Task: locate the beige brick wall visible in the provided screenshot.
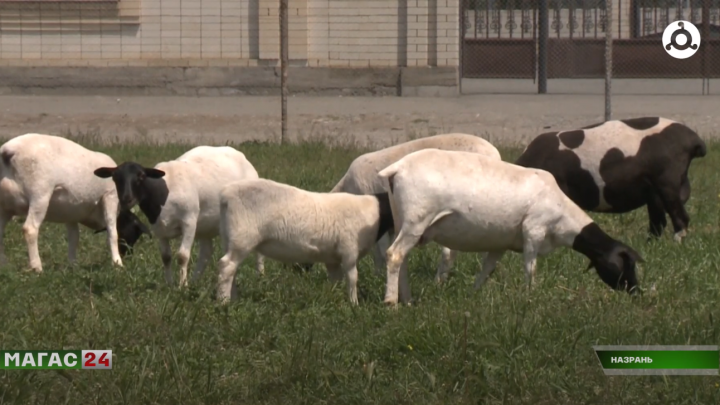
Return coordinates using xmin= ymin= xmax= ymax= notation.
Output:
xmin=0 ymin=0 xmax=459 ymax=68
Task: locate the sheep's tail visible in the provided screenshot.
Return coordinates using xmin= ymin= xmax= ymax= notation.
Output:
xmin=219 ymin=195 xmax=230 ymax=255
xmin=693 ymin=138 xmax=707 ymax=159
xmin=0 ymin=145 xmax=15 ymax=179
xmin=377 ymin=161 xmax=405 ymax=236
xmin=377 ymin=160 xmax=404 ymax=195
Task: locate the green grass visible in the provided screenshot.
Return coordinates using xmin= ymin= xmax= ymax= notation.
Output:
xmin=1 ymin=135 xmax=720 ymax=405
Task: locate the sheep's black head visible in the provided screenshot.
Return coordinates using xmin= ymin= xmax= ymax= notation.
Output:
xmin=94 ymin=209 xmax=152 ymax=257
xmin=588 ymin=244 xmax=642 ymax=294
xmin=573 ymin=223 xmax=642 ymax=294
xmin=94 ymin=162 xmax=166 ymax=210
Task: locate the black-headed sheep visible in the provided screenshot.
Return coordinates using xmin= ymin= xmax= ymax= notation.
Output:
xmin=94 ymin=145 xmax=263 ymax=287
xmin=216 ymin=178 xmax=394 ymax=305
xmin=0 ymin=133 xmax=150 ymax=272
xmin=330 ymin=133 xmax=502 ymax=282
xmin=379 ymin=149 xmax=643 ymax=305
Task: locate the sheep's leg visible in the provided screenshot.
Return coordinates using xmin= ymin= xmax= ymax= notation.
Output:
xmin=100 ymin=195 xmax=123 ymax=267
xmin=159 ymin=238 xmax=173 ymax=285
xmin=651 ymin=173 xmax=690 ymax=243
xmin=255 ymin=253 xmax=265 ymax=275
xmin=341 ymin=259 xmax=360 ymax=305
xmin=521 ymin=225 xmax=546 ymax=288
xmin=523 ymin=253 xmax=538 ymax=288
xmin=217 ymin=249 xmax=250 ymax=303
xmin=522 ymin=245 xmax=540 ymax=288
xmin=0 ymin=211 xmax=12 ymax=266
xmin=65 ymin=223 xmax=80 ymax=264
xmin=176 ymin=220 xmax=198 ymax=288
xmin=473 ymin=251 xmax=505 ymax=290
xmin=372 ymin=230 xmax=392 ymax=275
xmin=646 ymin=193 xmax=667 ymax=240
xmin=679 ymin=171 xmax=691 ymax=205
xmin=190 ymin=238 xmax=213 ymax=283
xmin=23 ymin=195 xmax=51 ymax=273
xmin=435 ymin=247 xmax=457 ymax=283
xmin=657 ymin=188 xmax=690 ymax=243
xmin=385 ymin=228 xmax=422 ymax=305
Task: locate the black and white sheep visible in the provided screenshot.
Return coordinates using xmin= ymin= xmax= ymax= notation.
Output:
xmin=216 ymin=178 xmax=394 ymax=305
xmin=0 ymin=133 xmax=150 ymax=272
xmin=330 ymin=133 xmax=502 ymax=282
xmin=94 ymin=145 xmax=263 ymax=287
xmin=378 ymin=149 xmax=643 ymax=305
xmin=514 ymin=117 xmax=706 ymax=243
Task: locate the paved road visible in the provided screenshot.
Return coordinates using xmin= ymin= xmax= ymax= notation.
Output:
xmin=0 ymin=88 xmax=717 ymax=148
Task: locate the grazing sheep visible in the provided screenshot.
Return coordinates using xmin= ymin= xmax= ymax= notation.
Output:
xmin=94 ymin=209 xmax=151 ymax=256
xmin=329 ymin=133 xmax=502 ymax=282
xmin=515 ymin=117 xmax=707 ymax=243
xmin=216 ymin=178 xmax=394 ymax=305
xmin=0 ymin=133 xmax=151 ymax=272
xmin=378 ymin=149 xmax=643 ymax=305
xmin=94 ymin=146 xmax=263 ymax=287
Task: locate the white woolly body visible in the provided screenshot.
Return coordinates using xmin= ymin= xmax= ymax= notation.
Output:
xmin=330 ymin=133 xmax=501 ymax=280
xmin=217 ymin=178 xmax=387 ymax=305
xmin=378 ymin=149 xmax=594 ymax=304
xmin=332 ymin=133 xmax=501 ymax=194
xmin=545 ymin=117 xmax=677 ymax=210
xmin=380 ymin=149 xmax=591 ymax=253
xmin=0 ymin=133 xmax=124 ymax=271
xmin=150 ymin=146 xmax=259 ymax=239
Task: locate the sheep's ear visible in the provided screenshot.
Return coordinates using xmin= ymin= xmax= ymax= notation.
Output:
xmin=144 ymin=168 xmax=165 ymax=178
xmin=94 ymin=167 xmax=116 ymax=178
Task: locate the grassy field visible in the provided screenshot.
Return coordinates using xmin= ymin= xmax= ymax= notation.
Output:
xmin=1 ymin=134 xmax=720 ymax=405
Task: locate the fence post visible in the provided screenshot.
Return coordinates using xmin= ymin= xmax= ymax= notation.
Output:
xmin=604 ymin=0 xmax=613 ymax=121
xmin=537 ymin=0 xmax=548 ymax=94
xmin=280 ymin=0 xmax=289 ymax=144
xmin=458 ymin=0 xmax=464 ymax=95
xmin=702 ymin=0 xmax=710 ymax=94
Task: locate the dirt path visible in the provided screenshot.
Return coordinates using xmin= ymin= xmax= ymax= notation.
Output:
xmin=1 ymin=93 xmax=719 ymax=148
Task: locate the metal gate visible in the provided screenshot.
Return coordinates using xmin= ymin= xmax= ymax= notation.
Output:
xmin=462 ymin=0 xmax=720 ymax=80
xmin=462 ymin=0 xmax=537 ymax=78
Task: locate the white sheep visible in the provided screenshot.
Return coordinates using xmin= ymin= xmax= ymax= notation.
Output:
xmin=330 ymin=133 xmax=502 ymax=282
xmin=378 ymin=149 xmax=643 ymax=305
xmin=216 ymin=178 xmax=394 ymax=305
xmin=94 ymin=145 xmax=264 ymax=287
xmin=0 ymin=133 xmax=150 ymax=272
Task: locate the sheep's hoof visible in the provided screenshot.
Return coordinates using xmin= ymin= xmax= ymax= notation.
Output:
xmin=383 ymin=298 xmax=399 ymax=308
xmin=24 ymin=267 xmax=42 ymax=274
xmin=673 ymin=230 xmax=687 ymax=243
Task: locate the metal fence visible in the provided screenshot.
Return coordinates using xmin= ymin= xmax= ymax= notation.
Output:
xmin=460 ymin=0 xmax=719 ymax=117
xmin=1 ymin=0 xmax=717 ymax=142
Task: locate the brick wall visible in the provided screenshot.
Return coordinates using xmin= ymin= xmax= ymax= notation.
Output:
xmin=0 ymin=0 xmax=459 ymax=68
